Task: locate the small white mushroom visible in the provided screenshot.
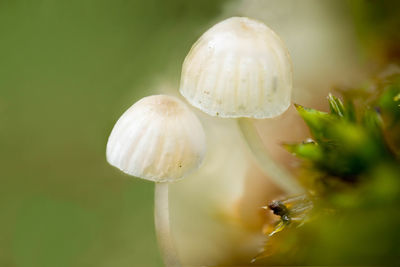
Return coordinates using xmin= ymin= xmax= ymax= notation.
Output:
xmin=106 ymin=95 xmax=206 ymax=267
xmin=180 ymin=16 xmax=292 ymax=119
xmin=107 ymin=94 xmax=206 ymax=182
xmin=180 ymin=17 xmax=303 ymax=194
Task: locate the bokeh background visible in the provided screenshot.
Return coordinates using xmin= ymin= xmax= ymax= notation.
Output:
xmin=0 ymin=0 xmax=398 ymax=266
xmin=0 ymin=1 xmax=226 ymax=266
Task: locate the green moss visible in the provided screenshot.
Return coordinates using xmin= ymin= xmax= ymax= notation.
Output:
xmin=261 ymin=73 xmax=400 ymax=265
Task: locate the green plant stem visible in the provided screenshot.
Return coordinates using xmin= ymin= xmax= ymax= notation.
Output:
xmin=238 ymin=118 xmax=304 ymax=195
xmin=154 ymin=183 xmax=181 ymax=267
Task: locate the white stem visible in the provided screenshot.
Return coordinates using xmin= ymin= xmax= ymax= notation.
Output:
xmin=154 ymin=183 xmax=181 ymax=267
xmin=238 ymin=118 xmax=304 ymax=195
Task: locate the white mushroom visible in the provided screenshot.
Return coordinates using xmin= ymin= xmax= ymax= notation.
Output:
xmin=107 ymin=95 xmax=206 ymax=267
xmin=179 ymin=17 xmax=303 ymax=194
xmin=180 ymin=16 xmax=292 ymax=119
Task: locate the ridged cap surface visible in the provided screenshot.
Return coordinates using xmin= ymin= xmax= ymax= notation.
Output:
xmin=106 ymin=95 xmax=206 ymax=182
xmin=180 ymin=17 xmax=292 ymax=118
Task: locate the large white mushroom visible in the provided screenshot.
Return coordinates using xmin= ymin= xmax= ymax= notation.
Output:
xmin=180 ymin=17 xmax=303 ymax=194
xmin=106 ymin=95 xmax=206 ymax=267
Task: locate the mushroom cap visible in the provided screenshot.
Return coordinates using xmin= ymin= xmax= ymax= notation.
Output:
xmin=179 ymin=17 xmax=293 ymax=119
xmin=106 ymin=95 xmax=206 ymax=183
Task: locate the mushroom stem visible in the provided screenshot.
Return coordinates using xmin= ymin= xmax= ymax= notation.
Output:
xmin=154 ymin=183 xmax=181 ymax=267
xmin=238 ymin=118 xmax=304 ymax=195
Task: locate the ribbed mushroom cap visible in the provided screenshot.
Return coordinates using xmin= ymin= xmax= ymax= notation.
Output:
xmin=180 ymin=17 xmax=293 ymax=119
xmin=106 ymin=95 xmax=206 ymax=183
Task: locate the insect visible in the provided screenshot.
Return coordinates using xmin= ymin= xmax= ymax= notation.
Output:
xmin=265 ymin=194 xmax=314 ymax=236
xmin=251 ymin=195 xmax=314 ymax=263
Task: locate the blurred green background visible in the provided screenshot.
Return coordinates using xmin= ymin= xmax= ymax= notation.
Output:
xmin=0 ymin=1 xmax=226 ymax=266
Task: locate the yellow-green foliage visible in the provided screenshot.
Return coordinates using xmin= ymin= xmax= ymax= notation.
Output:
xmin=262 ymin=73 xmax=400 ymax=265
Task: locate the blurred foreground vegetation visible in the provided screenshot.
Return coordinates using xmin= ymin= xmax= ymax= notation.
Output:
xmin=260 ymin=72 xmax=400 ymax=265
